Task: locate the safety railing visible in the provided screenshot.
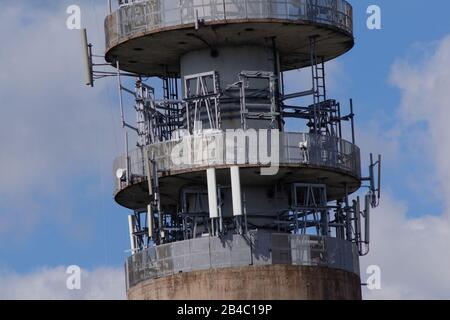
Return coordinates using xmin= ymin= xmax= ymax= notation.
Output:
xmin=113 ymin=131 xmax=361 ymax=194
xmin=125 ymin=232 xmax=360 ymax=289
xmin=105 ymin=0 xmax=353 ymax=48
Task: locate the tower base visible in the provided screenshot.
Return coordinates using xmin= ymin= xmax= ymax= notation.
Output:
xmin=127 ymin=265 xmax=362 ymax=300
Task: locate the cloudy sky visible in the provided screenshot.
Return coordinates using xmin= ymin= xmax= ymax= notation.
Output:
xmin=0 ymin=0 xmax=449 ymax=299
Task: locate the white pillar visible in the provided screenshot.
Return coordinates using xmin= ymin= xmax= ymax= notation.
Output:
xmin=207 ymin=168 xmax=219 ymax=218
xmin=230 ymin=166 xmax=243 ymax=216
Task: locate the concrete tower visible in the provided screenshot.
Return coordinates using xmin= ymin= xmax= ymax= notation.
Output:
xmin=94 ymin=0 xmax=381 ymax=300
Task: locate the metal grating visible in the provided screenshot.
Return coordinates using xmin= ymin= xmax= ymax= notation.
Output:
xmin=126 ymin=231 xmax=360 ymax=288
xmin=106 ymin=0 xmax=353 ymax=48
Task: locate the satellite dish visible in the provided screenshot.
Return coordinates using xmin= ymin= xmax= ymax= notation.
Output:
xmin=116 ymin=168 xmax=127 ymax=180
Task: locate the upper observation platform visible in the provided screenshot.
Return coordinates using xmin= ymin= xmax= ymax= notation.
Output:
xmin=105 ymin=0 xmax=354 ymax=76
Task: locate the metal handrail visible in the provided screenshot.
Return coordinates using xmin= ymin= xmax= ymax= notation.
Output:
xmin=106 ymin=0 xmax=353 ymax=47
xmin=125 ymin=232 xmax=359 ymax=289
xmin=113 ymin=132 xmax=361 ymax=194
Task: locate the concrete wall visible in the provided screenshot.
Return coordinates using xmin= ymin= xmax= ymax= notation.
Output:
xmin=128 ymin=265 xmax=362 ymax=300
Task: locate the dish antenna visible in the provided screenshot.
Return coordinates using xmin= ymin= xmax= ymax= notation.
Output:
xmin=116 ymin=168 xmax=127 ymax=180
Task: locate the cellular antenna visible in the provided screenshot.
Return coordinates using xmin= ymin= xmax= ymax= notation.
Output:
xmin=81 ymin=28 xmax=94 ymax=87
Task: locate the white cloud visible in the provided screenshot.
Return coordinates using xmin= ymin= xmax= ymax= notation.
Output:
xmin=361 ymin=194 xmax=450 ymax=299
xmin=390 ymin=35 xmax=450 ymax=207
xmin=360 ymin=34 xmax=450 ymax=299
xmin=0 ymin=266 xmax=126 ymax=300
xmin=0 ymin=2 xmax=121 ymax=239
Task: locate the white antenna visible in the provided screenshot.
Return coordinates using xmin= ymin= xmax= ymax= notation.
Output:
xmin=128 ymin=215 xmax=137 ymax=254
xmin=116 ymin=168 xmax=127 ymax=180
xmin=230 ymin=166 xmax=242 ymax=216
xmin=81 ymin=28 xmax=94 ymax=87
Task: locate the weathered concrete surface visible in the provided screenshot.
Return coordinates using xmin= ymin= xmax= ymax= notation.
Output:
xmin=128 ymin=265 xmax=362 ymax=300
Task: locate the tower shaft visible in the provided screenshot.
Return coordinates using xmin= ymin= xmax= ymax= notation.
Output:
xmin=100 ymin=0 xmax=381 ymax=300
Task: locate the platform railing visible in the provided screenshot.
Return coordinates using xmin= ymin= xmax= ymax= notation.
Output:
xmin=106 ymin=0 xmax=352 ymax=48
xmin=113 ymin=132 xmax=361 ymax=194
xmin=125 ymin=232 xmax=360 ymax=289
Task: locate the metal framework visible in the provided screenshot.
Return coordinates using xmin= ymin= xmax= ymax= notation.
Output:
xmin=112 ymin=55 xmax=378 ymax=249
xmin=85 ymin=0 xmax=380 ymax=261
xmin=236 ymin=71 xmax=279 ymax=130
xmin=184 ymin=71 xmax=221 ymax=133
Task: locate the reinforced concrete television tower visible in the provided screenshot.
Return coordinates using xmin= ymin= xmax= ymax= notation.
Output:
xmin=84 ymin=0 xmax=381 ymax=299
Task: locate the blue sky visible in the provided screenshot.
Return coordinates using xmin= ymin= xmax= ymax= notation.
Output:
xmin=0 ymin=0 xmax=450 ymax=299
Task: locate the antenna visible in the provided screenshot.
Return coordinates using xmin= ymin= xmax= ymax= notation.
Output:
xmin=364 ymin=193 xmax=371 ymax=245
xmin=377 ymin=154 xmax=382 ymax=201
xmin=128 ymin=215 xmax=137 ymax=254
xmin=81 ymin=28 xmax=94 ymax=87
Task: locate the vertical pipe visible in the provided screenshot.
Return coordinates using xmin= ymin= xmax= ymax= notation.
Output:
xmin=378 ymin=154 xmax=382 ymax=201
xmin=364 ymin=194 xmax=370 ymax=244
xmin=321 ymin=57 xmax=327 ymax=100
xmin=240 ymin=77 xmax=247 ymax=130
xmin=370 ymin=153 xmax=375 ymax=195
xmin=230 ymin=166 xmax=243 ymax=216
xmin=125 ymin=131 xmax=130 ymax=184
xmin=152 ymin=160 xmax=163 ymax=243
xmin=338 ymin=102 xmax=342 ymax=140
xmin=207 ymin=168 xmax=219 ymax=219
xmin=310 ymin=37 xmax=318 ymax=134
xmin=116 ymin=61 xmax=125 ymax=128
xmin=344 ymin=183 xmax=352 ymax=241
xmin=271 ymin=37 xmax=282 ymax=130
xmin=355 ymin=197 xmax=362 ymax=254
xmin=243 ymin=192 xmax=248 ymax=234
xmin=350 ymin=98 xmax=355 ymax=144
xmin=222 ymin=0 xmax=227 ymax=20
xmin=87 ymin=44 xmax=94 ymax=87
xmin=147 ymin=204 xmax=154 ymax=240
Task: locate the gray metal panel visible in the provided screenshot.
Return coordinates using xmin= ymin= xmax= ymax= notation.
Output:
xmin=291 ymin=234 xmax=312 ymax=266
xmin=189 ymin=237 xmax=211 ymax=271
xmin=352 ymin=244 xmax=361 ymax=276
xmin=308 ymin=235 xmax=328 ymax=266
xmin=156 ymin=243 xmax=174 ymax=276
xmin=271 ymin=233 xmax=291 ymax=264
xmin=230 ymin=235 xmax=252 ymax=267
xmin=124 ymin=260 xmax=130 ymax=291
xmin=172 ymin=241 xmax=192 ymax=273
xmin=250 ymin=231 xmax=272 ymax=265
xmin=325 ymin=236 xmax=343 ymax=270
xmin=210 ymin=237 xmax=232 ymax=269
xmin=126 ymin=232 xmax=360 ymax=288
